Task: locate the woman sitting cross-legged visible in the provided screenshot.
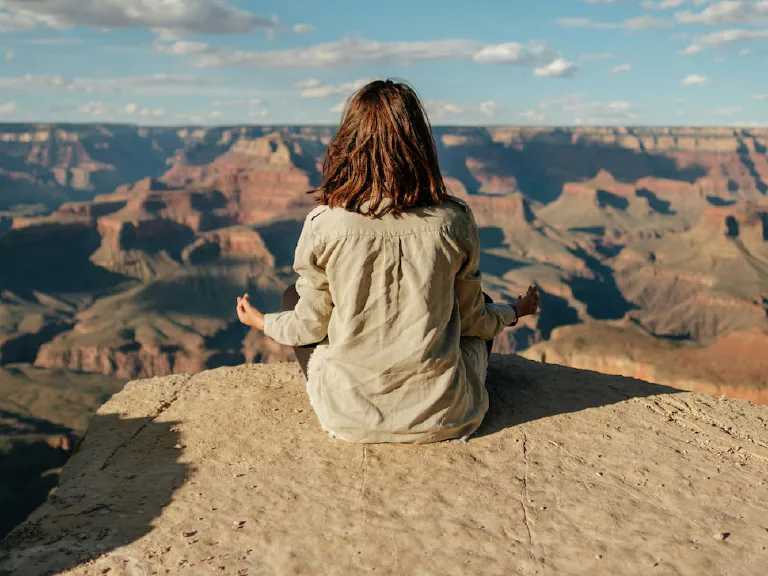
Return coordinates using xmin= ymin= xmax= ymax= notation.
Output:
xmin=236 ymin=79 xmax=540 ymax=444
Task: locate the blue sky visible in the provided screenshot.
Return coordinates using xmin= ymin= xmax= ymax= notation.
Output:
xmin=0 ymin=0 xmax=766 ymax=126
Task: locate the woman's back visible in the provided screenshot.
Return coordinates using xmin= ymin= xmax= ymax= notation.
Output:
xmin=236 ymin=79 xmax=537 ymax=444
xmin=264 ymin=197 xmax=518 ymax=443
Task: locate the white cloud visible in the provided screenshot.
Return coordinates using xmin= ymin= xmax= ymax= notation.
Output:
xmin=0 ymin=101 xmax=17 ymax=114
xmin=732 ymin=120 xmax=768 ymax=127
xmin=682 ymin=74 xmax=710 ymax=85
xmin=155 ymin=37 xmax=574 ymax=76
xmin=472 ymin=42 xmax=558 ymax=65
xmin=739 ymin=47 xmax=751 ymax=55
xmin=713 ymin=105 xmax=742 ymax=115
xmin=643 ymin=0 xmax=686 ymax=9
xmin=715 ymin=55 xmax=726 ymax=62
xmin=426 ymin=100 xmax=466 ymax=119
xmin=539 ymin=95 xmax=641 ymax=124
xmin=331 ymin=97 xmax=499 ymax=119
xmin=0 ymin=73 xmax=236 ymax=95
xmin=751 ymin=94 xmax=768 ymax=100
xmin=680 ymin=44 xmax=703 ymax=54
xmin=79 ymin=100 xmax=109 ymax=116
xmin=22 ymin=37 xmax=82 ymax=45
xmin=693 ymin=28 xmax=768 ymax=48
xmin=296 ymin=78 xmax=322 ymax=89
xmin=610 ymin=63 xmax=631 ymax=73
xmin=175 ymin=109 xmax=226 ymax=124
xmin=211 ymin=98 xmax=262 ymax=107
xmin=154 ymin=40 xmax=214 ymax=55
xmin=293 ymin=23 xmax=315 ymax=34
xmin=519 ymin=110 xmax=547 ymax=123
xmin=124 ymin=103 xmax=165 ymax=118
xmin=0 ymin=10 xmax=36 ymax=32
xmin=479 ymin=101 xmax=501 ymax=116
xmin=582 ymin=0 xmax=620 ymax=3
xmin=0 ymin=0 xmax=275 ymax=34
xmin=676 ymin=1 xmax=768 ymax=25
xmin=555 ymin=15 xmax=671 ymax=30
xmin=533 ymin=58 xmax=579 ymax=78
xmin=580 ymin=52 xmax=615 ymax=61
xmin=4 ymin=50 xmax=14 ymax=61
xmin=297 ymin=78 xmax=369 ymax=98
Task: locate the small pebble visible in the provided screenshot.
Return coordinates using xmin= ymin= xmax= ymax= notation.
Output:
xmin=182 ymin=530 xmax=198 ymax=538
xmin=713 ymin=532 xmax=730 ymax=541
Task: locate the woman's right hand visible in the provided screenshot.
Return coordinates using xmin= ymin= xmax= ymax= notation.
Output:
xmin=516 ymin=285 xmax=540 ymax=318
xmin=236 ymin=294 xmax=265 ymax=331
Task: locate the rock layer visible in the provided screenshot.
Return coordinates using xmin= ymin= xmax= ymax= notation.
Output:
xmin=2 ymin=356 xmax=767 ymax=575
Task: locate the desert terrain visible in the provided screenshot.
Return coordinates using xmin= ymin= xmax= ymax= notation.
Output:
xmin=1 ymin=123 xmax=767 ymax=537
xmin=3 ymin=357 xmax=767 ymax=575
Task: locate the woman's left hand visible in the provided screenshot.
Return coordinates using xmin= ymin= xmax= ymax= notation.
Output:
xmin=236 ymin=294 xmax=265 ymax=331
xmin=516 ymin=285 xmax=541 ymax=318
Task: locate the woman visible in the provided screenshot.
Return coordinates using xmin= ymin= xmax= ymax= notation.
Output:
xmin=236 ymin=79 xmax=540 ymax=444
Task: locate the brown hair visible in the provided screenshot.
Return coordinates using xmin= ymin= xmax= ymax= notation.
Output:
xmin=313 ymin=79 xmax=448 ymax=216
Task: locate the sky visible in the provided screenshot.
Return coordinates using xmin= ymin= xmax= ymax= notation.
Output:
xmin=0 ymin=0 xmax=766 ymax=126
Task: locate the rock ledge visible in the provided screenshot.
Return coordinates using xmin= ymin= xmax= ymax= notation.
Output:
xmin=2 ymin=356 xmax=768 ymax=575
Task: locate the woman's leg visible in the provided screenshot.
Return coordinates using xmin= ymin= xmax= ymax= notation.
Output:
xmin=483 ymin=292 xmax=494 ymax=358
xmin=282 ymin=284 xmax=316 ymax=378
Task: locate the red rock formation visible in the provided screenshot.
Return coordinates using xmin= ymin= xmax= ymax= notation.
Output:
xmin=162 ymin=132 xmax=316 ymax=225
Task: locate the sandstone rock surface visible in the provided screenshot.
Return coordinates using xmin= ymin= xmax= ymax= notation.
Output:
xmin=2 ymin=356 xmax=767 ymax=575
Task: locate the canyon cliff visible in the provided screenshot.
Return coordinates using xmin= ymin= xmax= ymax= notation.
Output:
xmin=1 ymin=124 xmax=766 ymax=397
xmin=2 ymin=356 xmax=767 ymax=575
xmin=2 ymin=123 xmax=768 ymax=542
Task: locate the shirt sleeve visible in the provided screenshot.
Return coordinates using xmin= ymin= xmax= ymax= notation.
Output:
xmin=455 ymin=207 xmax=518 ymax=340
xmin=263 ymin=215 xmax=332 ymax=347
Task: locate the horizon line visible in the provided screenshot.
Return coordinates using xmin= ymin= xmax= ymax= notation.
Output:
xmin=0 ymin=122 xmax=766 ymax=130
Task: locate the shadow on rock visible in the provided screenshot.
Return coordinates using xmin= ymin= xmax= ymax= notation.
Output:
xmin=0 ymin=414 xmax=191 ymax=576
xmin=0 ymin=438 xmax=73 ymax=539
xmin=474 ymin=355 xmax=680 ymax=438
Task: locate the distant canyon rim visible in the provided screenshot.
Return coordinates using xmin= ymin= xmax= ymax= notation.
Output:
xmin=1 ymin=124 xmax=766 ymax=398
xmin=1 ymin=122 xmax=767 ymax=537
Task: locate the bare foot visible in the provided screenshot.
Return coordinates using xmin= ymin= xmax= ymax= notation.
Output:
xmin=516 ymin=286 xmax=541 ymax=318
xmin=236 ymin=294 xmax=265 ymax=331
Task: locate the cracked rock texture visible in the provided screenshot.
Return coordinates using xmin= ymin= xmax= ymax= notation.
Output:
xmin=2 ymin=355 xmax=768 ymax=576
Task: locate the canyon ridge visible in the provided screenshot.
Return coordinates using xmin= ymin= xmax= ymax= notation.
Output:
xmin=1 ymin=123 xmax=767 ymax=538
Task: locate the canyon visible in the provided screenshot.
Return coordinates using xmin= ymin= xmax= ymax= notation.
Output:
xmin=1 ymin=123 xmax=767 ymax=537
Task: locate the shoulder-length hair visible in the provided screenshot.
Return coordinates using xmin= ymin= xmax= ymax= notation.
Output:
xmin=312 ymin=79 xmax=448 ymax=216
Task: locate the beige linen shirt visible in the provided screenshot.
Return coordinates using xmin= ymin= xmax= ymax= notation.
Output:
xmin=263 ymin=197 xmax=518 ymax=444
